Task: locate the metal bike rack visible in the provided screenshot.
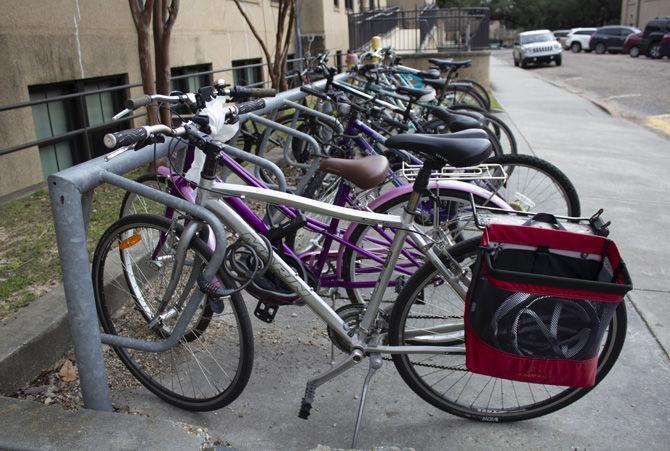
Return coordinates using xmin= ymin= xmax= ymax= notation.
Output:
xmin=47 ymin=74 xmax=349 ymax=411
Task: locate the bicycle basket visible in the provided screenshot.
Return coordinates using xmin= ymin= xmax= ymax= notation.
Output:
xmin=465 ymin=221 xmax=632 ymax=387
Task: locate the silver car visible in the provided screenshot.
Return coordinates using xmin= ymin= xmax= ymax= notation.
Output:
xmin=513 ymin=29 xmax=563 ymax=68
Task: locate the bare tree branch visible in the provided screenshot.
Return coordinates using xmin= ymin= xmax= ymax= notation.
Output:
xmin=232 ymin=0 xmax=276 ymax=85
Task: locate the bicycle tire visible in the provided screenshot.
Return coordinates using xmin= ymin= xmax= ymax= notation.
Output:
xmin=389 ymin=237 xmax=627 ymax=422
xmin=449 ymin=106 xmax=518 ymax=155
xmin=440 ymin=86 xmax=489 ymax=110
xmin=92 ymin=214 xmax=254 ymax=411
xmin=484 ymin=153 xmax=581 ymax=217
xmin=457 ymin=79 xmax=492 ymax=110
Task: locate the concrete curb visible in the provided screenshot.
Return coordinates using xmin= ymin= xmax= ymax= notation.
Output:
xmin=0 ymin=395 xmax=225 ymax=450
xmin=0 ymin=286 xmax=71 ymax=395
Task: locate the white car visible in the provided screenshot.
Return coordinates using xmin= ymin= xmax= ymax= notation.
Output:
xmin=513 ymin=30 xmax=563 ymax=68
xmin=564 ymin=27 xmax=597 ymax=52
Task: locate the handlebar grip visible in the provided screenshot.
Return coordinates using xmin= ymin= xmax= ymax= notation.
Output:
xmin=300 ymin=86 xmax=328 ymax=100
xmin=125 ymin=95 xmax=153 ymax=110
xmin=236 ymin=98 xmax=266 ymax=115
xmin=230 ymin=86 xmax=277 ymax=98
xmin=103 ymin=127 xmax=148 ymax=150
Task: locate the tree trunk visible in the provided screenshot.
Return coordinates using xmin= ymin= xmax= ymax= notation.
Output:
xmin=129 ymin=0 xmax=159 ymax=124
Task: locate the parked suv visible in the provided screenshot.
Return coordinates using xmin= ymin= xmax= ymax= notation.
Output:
xmin=640 ymin=17 xmax=670 ymax=58
xmin=513 ymin=30 xmax=562 ymax=68
xmin=589 ymin=25 xmax=640 ymax=54
xmin=565 ymin=28 xmax=597 ymax=52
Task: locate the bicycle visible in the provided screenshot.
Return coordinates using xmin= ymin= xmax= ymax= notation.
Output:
xmin=94 ymin=98 xmax=627 ymax=448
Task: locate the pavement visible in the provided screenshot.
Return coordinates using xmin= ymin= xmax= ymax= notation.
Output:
xmin=494 ymin=49 xmax=670 ymax=137
xmin=2 ymin=54 xmax=670 ymax=450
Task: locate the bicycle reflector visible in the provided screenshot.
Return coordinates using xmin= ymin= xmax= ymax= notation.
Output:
xmin=118 ymin=233 xmax=142 ymax=250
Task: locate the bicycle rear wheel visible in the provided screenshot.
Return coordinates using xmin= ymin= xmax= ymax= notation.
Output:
xmin=92 ymin=214 xmax=254 ymax=411
xmin=389 ymin=238 xmax=627 ymax=421
xmin=483 ymin=153 xmax=581 ymax=216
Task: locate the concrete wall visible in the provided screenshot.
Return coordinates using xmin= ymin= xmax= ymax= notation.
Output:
xmin=398 ymin=50 xmax=491 ymax=88
xmin=621 ymin=0 xmax=670 ymax=28
xmin=0 ymin=0 xmax=300 ymax=199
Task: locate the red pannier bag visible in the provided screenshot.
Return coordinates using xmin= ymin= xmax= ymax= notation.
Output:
xmin=465 ymin=221 xmax=632 ymax=387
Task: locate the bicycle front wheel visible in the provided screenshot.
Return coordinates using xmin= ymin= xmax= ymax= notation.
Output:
xmin=389 ymin=238 xmax=627 ymax=422
xmin=92 ymin=214 xmax=254 ymax=411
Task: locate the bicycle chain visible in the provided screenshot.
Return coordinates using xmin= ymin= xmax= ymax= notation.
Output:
xmin=381 ymin=313 xmax=467 ymax=371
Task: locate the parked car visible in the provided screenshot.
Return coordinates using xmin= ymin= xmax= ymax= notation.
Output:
xmin=640 ymin=17 xmax=670 ymax=58
xmin=660 ymin=33 xmax=670 ymax=58
xmin=565 ymin=27 xmax=597 ymax=52
xmin=589 ymin=25 xmax=640 ymax=54
xmin=624 ymin=31 xmax=643 ymax=56
xmin=513 ymin=29 xmax=562 ymax=68
xmin=553 ymin=29 xmax=571 ymax=48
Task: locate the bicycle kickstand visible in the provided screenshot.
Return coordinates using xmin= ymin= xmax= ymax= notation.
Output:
xmin=351 ymin=352 xmax=383 ymax=449
xmin=299 ymin=348 xmax=364 ymax=420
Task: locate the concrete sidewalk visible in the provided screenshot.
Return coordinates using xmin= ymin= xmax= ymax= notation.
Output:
xmin=490 ymin=54 xmax=670 ymax=356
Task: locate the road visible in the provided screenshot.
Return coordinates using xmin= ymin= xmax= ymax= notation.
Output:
xmin=493 ymin=49 xmax=670 ymax=135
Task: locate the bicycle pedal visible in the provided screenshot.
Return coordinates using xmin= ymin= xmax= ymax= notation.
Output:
xmin=254 ymin=302 xmax=278 ymax=323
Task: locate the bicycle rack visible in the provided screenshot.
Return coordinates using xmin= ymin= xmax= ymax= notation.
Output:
xmin=48 ymin=74 xmax=350 ymax=411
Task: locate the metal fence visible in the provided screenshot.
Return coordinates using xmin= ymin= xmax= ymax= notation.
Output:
xmin=0 ymin=58 xmax=305 ymax=160
xmin=348 ymin=6 xmax=490 ymax=54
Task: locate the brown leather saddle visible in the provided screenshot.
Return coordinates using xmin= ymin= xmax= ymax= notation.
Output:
xmin=319 ymin=155 xmax=389 ymax=190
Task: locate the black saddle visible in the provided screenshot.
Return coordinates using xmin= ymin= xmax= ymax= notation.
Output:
xmin=385 ymin=133 xmax=491 ymax=168
xmin=429 ymin=58 xmax=472 ymax=70
xmin=439 ymin=129 xmax=489 ymax=140
xmin=431 ymin=107 xmax=485 ymax=132
xmin=423 ymin=78 xmax=447 ymax=89
xmin=417 ymin=68 xmax=441 ymax=79
xmin=396 ymin=85 xmax=433 ymax=99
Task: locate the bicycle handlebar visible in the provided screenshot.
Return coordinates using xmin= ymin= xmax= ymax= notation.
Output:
xmin=227 ymin=86 xmax=276 ymax=99
xmin=104 ymin=98 xmax=267 ymax=151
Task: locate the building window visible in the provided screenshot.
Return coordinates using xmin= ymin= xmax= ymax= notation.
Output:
xmin=345 ymin=0 xmax=353 ymax=11
xmin=170 ymin=63 xmax=213 ymax=93
xmin=334 ymin=0 xmax=339 ymax=9
xmin=29 ymin=87 xmax=76 ymax=179
xmin=28 ymin=74 xmax=128 ymax=178
xmin=232 ymin=58 xmax=264 ymax=86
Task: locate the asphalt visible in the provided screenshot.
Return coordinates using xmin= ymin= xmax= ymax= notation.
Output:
xmin=2 ymin=55 xmax=670 ymax=450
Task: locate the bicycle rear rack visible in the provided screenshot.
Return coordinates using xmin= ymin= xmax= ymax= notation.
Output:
xmin=400 ymin=162 xmax=507 ymax=182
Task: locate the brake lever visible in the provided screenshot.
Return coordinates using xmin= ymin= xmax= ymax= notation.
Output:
xmin=112 ymin=108 xmax=132 ymax=121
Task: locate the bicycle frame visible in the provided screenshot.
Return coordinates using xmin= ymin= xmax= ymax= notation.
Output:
xmin=155 ymin=142 xmax=511 ymax=296
xmin=198 ymin=176 xmax=467 ymax=355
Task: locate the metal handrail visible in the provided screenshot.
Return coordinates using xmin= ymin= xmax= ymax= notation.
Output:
xmin=0 ymin=57 xmax=306 ymax=157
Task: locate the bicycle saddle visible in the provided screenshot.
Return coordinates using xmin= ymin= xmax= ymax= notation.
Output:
xmin=438 ymin=129 xmax=489 ymax=140
xmin=385 ymin=134 xmax=491 ymax=167
xmin=417 ymin=68 xmax=441 ymax=79
xmin=423 ymin=78 xmax=447 ymax=89
xmin=431 ymin=107 xmax=485 ymax=132
xmin=429 ymin=58 xmax=472 ymax=70
xmin=319 ymin=155 xmax=389 ymax=190
xmin=395 ymin=85 xmax=433 ymax=99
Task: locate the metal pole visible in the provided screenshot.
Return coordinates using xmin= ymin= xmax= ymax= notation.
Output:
xmin=295 ymin=0 xmax=304 ymax=71
xmin=48 ymin=176 xmax=112 ymax=411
